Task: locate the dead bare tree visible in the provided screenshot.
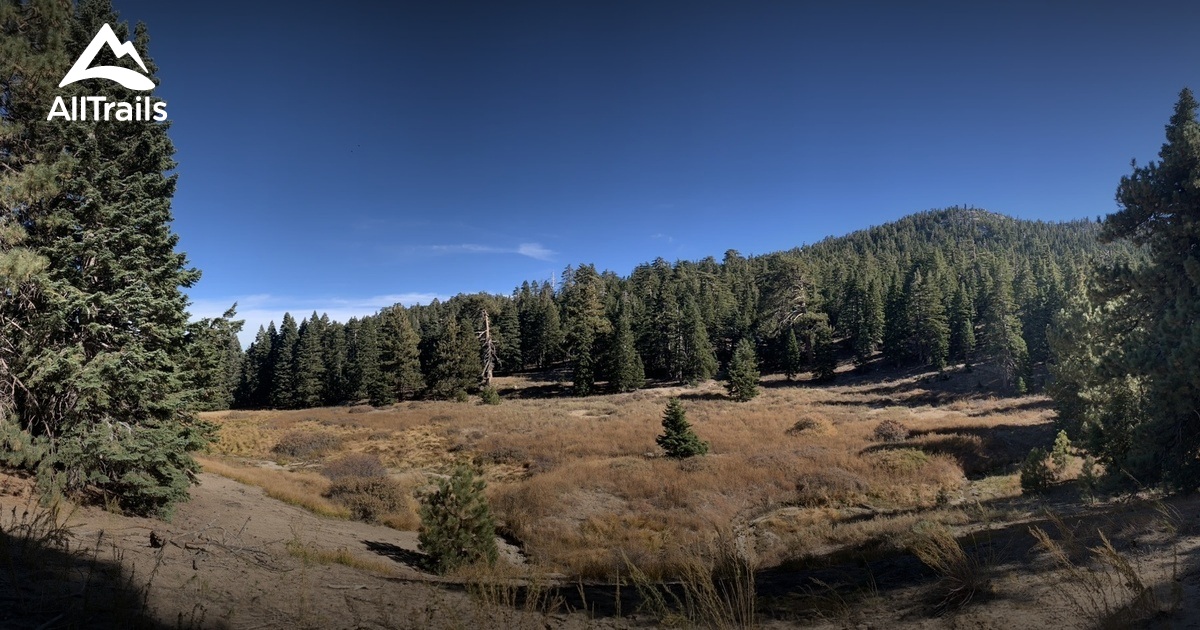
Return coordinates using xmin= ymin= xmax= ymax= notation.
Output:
xmin=477 ymin=308 xmax=498 ymax=387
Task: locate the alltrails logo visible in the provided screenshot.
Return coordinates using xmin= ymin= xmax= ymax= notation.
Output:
xmin=47 ymin=23 xmax=167 ymax=122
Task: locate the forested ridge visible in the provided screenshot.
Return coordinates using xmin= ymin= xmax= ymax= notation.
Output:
xmin=201 ymin=207 xmax=1140 ymax=412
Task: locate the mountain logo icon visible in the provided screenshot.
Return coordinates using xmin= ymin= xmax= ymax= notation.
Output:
xmin=59 ymin=23 xmax=155 ymax=91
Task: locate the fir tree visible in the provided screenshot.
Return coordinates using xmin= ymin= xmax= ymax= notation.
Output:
xmin=180 ymin=305 xmax=244 ymax=411
xmin=811 ymin=319 xmax=837 ymax=381
xmin=948 ymin=282 xmax=976 ymax=363
xmin=725 ymin=338 xmax=760 ymax=402
xmin=378 ymin=306 xmax=425 ymax=400
xmin=426 ymin=317 xmax=481 ymax=399
xmin=1086 ymin=88 xmax=1200 ymax=485
xmin=0 ymin=2 xmax=210 ymax=516
xmin=680 ymin=296 xmax=718 ymax=383
xmin=293 ymin=313 xmax=327 ymax=408
xmin=608 ymin=298 xmax=645 ymax=392
xmin=656 ymin=398 xmax=709 ymax=458
xmin=271 ymin=313 xmax=300 ymax=408
xmin=783 ymin=327 xmax=803 ymax=380
xmin=980 ymin=258 xmax=1028 ymax=386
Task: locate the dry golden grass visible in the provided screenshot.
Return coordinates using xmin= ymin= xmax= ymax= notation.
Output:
xmin=197 ymin=455 xmax=351 ymax=519
xmin=201 ymin=367 xmax=1054 ymax=579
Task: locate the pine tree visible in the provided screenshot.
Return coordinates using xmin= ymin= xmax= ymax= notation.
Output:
xmin=811 ymin=319 xmax=837 ymax=381
xmin=906 ymin=267 xmax=950 ymax=369
xmin=608 ymin=298 xmax=645 ymax=392
xmin=321 ymin=318 xmax=350 ymax=405
xmin=426 ymin=317 xmax=481 ymax=399
xmin=680 ymin=296 xmax=718 ymax=383
xmin=418 ymin=464 xmax=499 ymax=574
xmin=948 ymin=282 xmax=976 ymax=363
xmin=378 ymin=306 xmax=425 ymax=400
xmin=180 ymin=305 xmax=244 ymax=411
xmin=656 ymin=398 xmax=708 ymax=458
xmin=980 ymin=258 xmax=1028 ymax=386
xmin=355 ymin=317 xmax=390 ymax=406
xmin=783 ymin=327 xmax=803 ymax=380
xmin=293 ymin=313 xmax=327 ymax=408
xmin=271 ymin=313 xmax=300 ymax=408
xmin=1086 ymin=88 xmax=1200 ymax=485
xmin=0 ymin=2 xmax=210 ymax=516
xmin=562 ymin=265 xmax=611 ymax=395
xmin=725 ymin=338 xmax=760 ymax=402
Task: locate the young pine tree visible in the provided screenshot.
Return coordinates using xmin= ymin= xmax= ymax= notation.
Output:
xmin=782 ymin=327 xmax=803 ymax=381
xmin=418 ymin=465 xmax=499 ymax=574
xmin=656 ymin=398 xmax=709 ymax=458
xmin=725 ymin=338 xmax=761 ymax=402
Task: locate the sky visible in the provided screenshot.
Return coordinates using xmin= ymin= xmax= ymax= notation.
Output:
xmin=99 ymin=0 xmax=1200 ymax=342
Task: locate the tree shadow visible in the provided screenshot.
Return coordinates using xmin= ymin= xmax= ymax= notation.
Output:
xmin=363 ymin=539 xmax=435 ymax=573
xmin=0 ymin=521 xmax=171 ymax=629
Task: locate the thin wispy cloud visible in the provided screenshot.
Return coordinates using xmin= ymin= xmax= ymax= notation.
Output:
xmin=189 ymin=292 xmax=445 ymax=346
xmin=427 ymin=242 xmax=556 ymax=262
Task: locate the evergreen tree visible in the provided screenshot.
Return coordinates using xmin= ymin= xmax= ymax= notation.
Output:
xmin=1084 ymin=88 xmax=1200 ymax=485
xmin=656 ymin=398 xmax=708 ymax=458
xmin=608 ymin=298 xmax=645 ymax=392
xmin=418 ymin=465 xmax=499 ymax=574
xmin=948 ymin=282 xmax=976 ymax=363
xmin=293 ymin=313 xmax=327 ymax=408
xmin=782 ymin=327 xmax=803 ymax=380
xmin=905 ymin=267 xmax=950 ymax=369
xmin=562 ymin=265 xmax=611 ymax=395
xmin=811 ymin=319 xmax=838 ymax=381
xmin=378 ymin=306 xmax=425 ymax=400
xmin=680 ymin=296 xmax=718 ymax=383
xmin=180 ymin=305 xmax=244 ymax=411
xmin=321 ymin=318 xmax=350 ymax=405
xmin=725 ymin=338 xmax=760 ymax=402
xmin=0 ymin=2 xmax=210 ymax=516
xmin=426 ymin=317 xmax=481 ymax=399
xmin=355 ymin=317 xmax=390 ymax=405
xmin=271 ymin=313 xmax=300 ymax=408
xmin=980 ymin=258 xmax=1028 ymax=386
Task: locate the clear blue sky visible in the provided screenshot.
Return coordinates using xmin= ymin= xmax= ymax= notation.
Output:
xmin=108 ymin=0 xmax=1199 ymax=340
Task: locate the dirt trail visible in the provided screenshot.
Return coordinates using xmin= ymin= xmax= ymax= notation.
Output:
xmin=0 ymin=473 xmax=582 ymax=629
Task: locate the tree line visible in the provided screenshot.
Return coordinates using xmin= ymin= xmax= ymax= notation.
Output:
xmin=191 ymin=207 xmax=1137 ymax=411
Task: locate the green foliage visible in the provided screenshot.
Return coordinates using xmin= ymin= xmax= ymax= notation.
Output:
xmin=1051 ymin=430 xmax=1071 ymax=472
xmin=426 ymin=317 xmax=481 ymax=400
xmin=725 ymin=339 xmax=760 ymax=402
xmin=479 ymin=386 xmax=501 ymax=405
xmin=0 ymin=3 xmax=210 ymax=516
xmin=811 ymin=319 xmax=837 ymax=381
xmin=1019 ymin=448 xmax=1053 ymax=493
xmin=656 ymin=398 xmax=709 ymax=458
xmin=782 ymin=328 xmax=803 ymax=380
xmin=608 ymin=298 xmax=645 ymax=392
xmin=418 ymin=465 xmax=499 ymax=574
xmin=1050 ymin=89 xmax=1200 ymax=487
xmin=378 ymin=306 xmax=425 ymax=400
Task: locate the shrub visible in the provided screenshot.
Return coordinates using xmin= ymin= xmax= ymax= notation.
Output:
xmin=656 ymin=398 xmax=709 ymax=459
xmin=453 ymin=389 xmax=471 ymax=403
xmin=1078 ymin=455 xmax=1100 ymax=502
xmin=1019 ymin=447 xmax=1054 ymax=493
xmin=326 ymin=476 xmax=406 ymax=523
xmin=322 ymin=453 xmax=388 ymax=481
xmin=418 ymin=465 xmax=499 ymax=574
xmin=873 ymin=419 xmax=910 ymax=442
xmin=786 ymin=413 xmax=831 ymax=436
xmin=479 ymin=386 xmax=501 ymax=405
xmin=271 ymin=430 xmax=342 ymax=459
